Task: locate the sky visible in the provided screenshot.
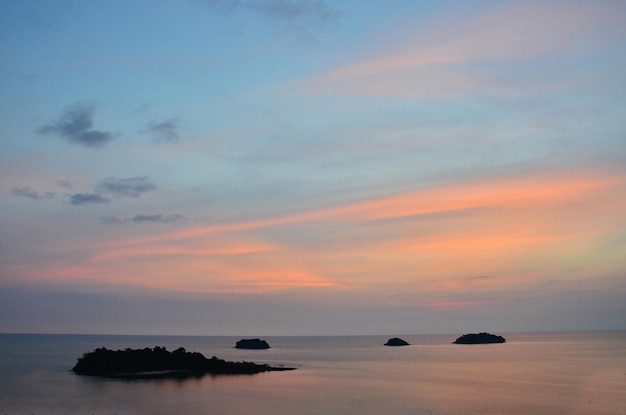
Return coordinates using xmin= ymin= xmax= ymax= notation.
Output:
xmin=1 ymin=0 xmax=625 ymax=336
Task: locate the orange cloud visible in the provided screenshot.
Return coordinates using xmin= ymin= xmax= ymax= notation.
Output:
xmin=100 ymin=167 xmax=622 ymax=249
xmin=90 ymin=244 xmax=271 ymax=263
xmin=38 ymin=166 xmax=626 ymax=299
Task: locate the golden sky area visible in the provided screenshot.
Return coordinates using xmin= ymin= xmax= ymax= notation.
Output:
xmin=29 ymin=167 xmax=625 ymax=304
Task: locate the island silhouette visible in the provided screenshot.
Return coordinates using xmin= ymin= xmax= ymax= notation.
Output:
xmin=453 ymin=332 xmax=506 ymax=344
xmin=384 ymin=337 xmax=410 ymax=346
xmin=235 ymin=338 xmax=271 ymax=349
xmin=72 ymin=346 xmax=294 ymax=379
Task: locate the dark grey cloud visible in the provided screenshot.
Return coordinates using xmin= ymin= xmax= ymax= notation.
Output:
xmin=144 ymin=119 xmax=180 ymax=143
xmin=200 ymin=0 xmax=342 ymax=24
xmin=99 ymin=214 xmax=186 ymax=225
xmin=69 ymin=193 xmax=110 ymax=206
xmin=11 ymin=187 xmax=55 ymax=200
xmin=133 ymin=213 xmax=185 ymax=223
xmin=13 ymin=176 xmax=157 ymax=208
xmin=248 ymin=0 xmax=341 ymax=22
xmin=96 ymin=176 xmax=157 ymax=198
xmin=36 ymin=102 xmax=115 ymax=148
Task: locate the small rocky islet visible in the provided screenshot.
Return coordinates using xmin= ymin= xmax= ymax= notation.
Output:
xmin=453 ymin=332 xmax=506 ymax=344
xmin=384 ymin=337 xmax=410 ymax=346
xmin=235 ymin=338 xmax=271 ymax=349
xmin=72 ymin=346 xmax=294 ymax=379
xmin=73 ymin=334 xmax=507 ymax=378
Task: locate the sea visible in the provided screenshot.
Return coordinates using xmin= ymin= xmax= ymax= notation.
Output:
xmin=0 ymin=331 xmax=624 ymax=415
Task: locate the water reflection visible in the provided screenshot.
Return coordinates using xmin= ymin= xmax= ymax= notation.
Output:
xmin=1 ymin=332 xmax=624 ymax=415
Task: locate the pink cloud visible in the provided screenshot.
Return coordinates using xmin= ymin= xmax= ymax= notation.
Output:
xmin=32 ymin=166 xmax=623 ymax=297
xmin=300 ymin=1 xmax=623 ymax=98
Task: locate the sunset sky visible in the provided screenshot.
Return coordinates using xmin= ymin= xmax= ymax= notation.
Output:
xmin=1 ymin=0 xmax=625 ymax=335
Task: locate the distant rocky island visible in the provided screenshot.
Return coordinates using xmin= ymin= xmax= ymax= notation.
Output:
xmin=384 ymin=337 xmax=410 ymax=346
xmin=235 ymin=338 xmax=271 ymax=349
xmin=453 ymin=332 xmax=506 ymax=344
xmin=72 ymin=346 xmax=293 ymax=379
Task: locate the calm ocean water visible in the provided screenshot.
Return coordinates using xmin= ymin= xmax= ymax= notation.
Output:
xmin=0 ymin=331 xmax=624 ymax=415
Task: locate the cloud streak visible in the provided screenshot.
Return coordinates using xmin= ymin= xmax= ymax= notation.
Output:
xmin=100 ymin=166 xmax=625 ymax=249
xmin=11 ymin=177 xmax=157 ymax=208
xmin=68 ymin=193 xmax=110 ymax=206
xmin=100 ymin=214 xmax=186 ymax=224
xmin=36 ymin=102 xmax=115 ymax=148
xmin=39 ymin=166 xmax=622 ymax=296
xmin=95 ymin=176 xmax=157 ymax=198
xmin=200 ymin=0 xmax=342 ymax=25
xmin=133 ymin=214 xmax=184 ymax=223
xmin=11 ymin=187 xmax=55 ymax=200
xmin=302 ymin=1 xmax=624 ymax=98
xmin=69 ymin=177 xmax=156 ymax=206
xmin=144 ymin=119 xmax=180 ymax=143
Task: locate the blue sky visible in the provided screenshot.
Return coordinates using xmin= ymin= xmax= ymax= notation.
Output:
xmin=1 ymin=0 xmax=625 ymax=335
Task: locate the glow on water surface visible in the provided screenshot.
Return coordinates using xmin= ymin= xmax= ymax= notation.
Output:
xmin=0 ymin=332 xmax=624 ymax=415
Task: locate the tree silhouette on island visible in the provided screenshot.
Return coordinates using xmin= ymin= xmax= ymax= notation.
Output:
xmin=72 ymin=346 xmax=294 ymax=379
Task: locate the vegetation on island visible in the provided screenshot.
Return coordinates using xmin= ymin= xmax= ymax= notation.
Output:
xmin=72 ymin=346 xmax=294 ymax=379
xmin=235 ymin=338 xmax=271 ymax=349
xmin=453 ymin=332 xmax=506 ymax=344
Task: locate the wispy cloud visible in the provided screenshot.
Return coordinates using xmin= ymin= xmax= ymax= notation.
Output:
xmin=199 ymin=0 xmax=342 ymax=25
xmin=95 ymin=176 xmax=157 ymax=198
xmin=12 ymin=176 xmax=157 ymax=208
xmin=68 ymin=176 xmax=156 ymax=206
xmin=144 ymin=119 xmax=180 ymax=143
xmin=246 ymin=0 xmax=341 ymax=23
xmin=36 ymin=102 xmax=116 ymax=148
xmin=52 ymin=166 xmax=621 ymax=295
xmin=11 ymin=187 xmax=55 ymax=200
xmin=302 ymin=1 xmax=623 ymax=98
xmin=69 ymin=192 xmax=110 ymax=206
xmin=99 ymin=214 xmax=186 ymax=225
xmin=133 ymin=213 xmax=184 ymax=223
xmin=101 ymin=166 xmax=623 ymax=249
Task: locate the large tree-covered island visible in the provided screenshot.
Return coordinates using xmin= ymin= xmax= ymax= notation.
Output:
xmin=72 ymin=346 xmax=294 ymax=379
